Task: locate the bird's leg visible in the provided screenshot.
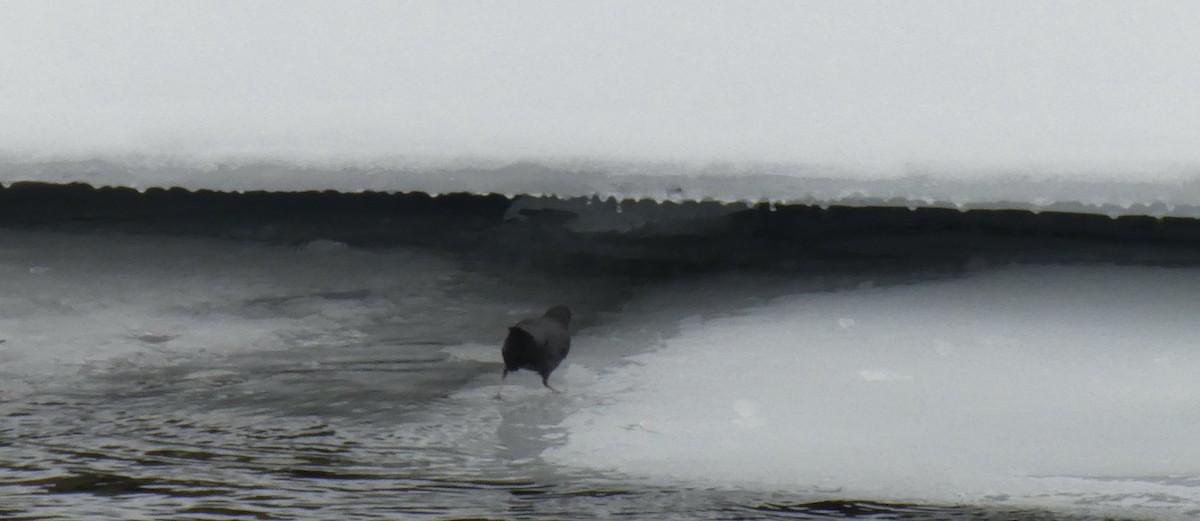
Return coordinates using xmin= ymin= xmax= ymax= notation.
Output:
xmin=495 ymin=370 xmax=508 ymax=400
xmin=541 ymin=375 xmax=561 ymax=394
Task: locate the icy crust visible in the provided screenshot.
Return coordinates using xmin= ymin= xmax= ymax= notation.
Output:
xmin=543 ymin=266 xmax=1200 ymax=520
xmin=0 ymin=229 xmax=465 ymax=398
xmin=3 ymin=158 xmax=1200 ymax=218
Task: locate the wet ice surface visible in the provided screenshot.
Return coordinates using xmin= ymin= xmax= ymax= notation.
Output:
xmin=549 ymin=267 xmax=1200 ymax=519
xmin=0 ymin=229 xmax=1196 ymax=519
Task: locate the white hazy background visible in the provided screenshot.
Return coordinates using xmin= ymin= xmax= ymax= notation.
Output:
xmin=3 ymin=0 xmax=1200 ymax=178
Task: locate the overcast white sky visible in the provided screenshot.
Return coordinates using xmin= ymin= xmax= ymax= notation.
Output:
xmin=2 ymin=1 xmax=1199 ymax=176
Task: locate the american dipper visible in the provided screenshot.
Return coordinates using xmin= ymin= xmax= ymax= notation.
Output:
xmin=497 ymin=305 xmax=571 ymax=398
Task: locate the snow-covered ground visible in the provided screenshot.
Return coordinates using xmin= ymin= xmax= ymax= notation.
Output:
xmin=547 ymin=266 xmax=1200 ymax=519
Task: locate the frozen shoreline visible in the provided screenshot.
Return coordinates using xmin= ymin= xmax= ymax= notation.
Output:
xmin=5 ymin=159 xmax=1200 ymax=218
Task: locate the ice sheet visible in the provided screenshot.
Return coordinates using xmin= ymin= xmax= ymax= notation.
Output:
xmin=545 ymin=265 xmax=1200 ymax=519
xmin=0 ymin=230 xmax=460 ymax=395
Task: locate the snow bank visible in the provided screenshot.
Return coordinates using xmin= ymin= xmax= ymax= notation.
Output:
xmin=546 ymin=265 xmax=1200 ymax=518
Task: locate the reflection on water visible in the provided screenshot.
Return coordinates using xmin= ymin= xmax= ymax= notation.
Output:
xmin=1 ymin=383 xmax=1136 ymax=520
xmin=0 ymin=229 xmax=1166 ymax=520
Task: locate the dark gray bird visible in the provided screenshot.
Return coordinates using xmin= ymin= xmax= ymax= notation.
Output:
xmin=498 ymin=305 xmax=571 ymax=397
